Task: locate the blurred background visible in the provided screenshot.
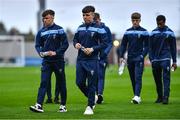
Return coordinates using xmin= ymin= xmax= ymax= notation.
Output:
xmin=0 ymin=0 xmax=180 ymax=67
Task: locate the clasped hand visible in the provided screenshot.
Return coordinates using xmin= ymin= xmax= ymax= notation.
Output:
xmin=75 ymin=43 xmax=94 ymax=55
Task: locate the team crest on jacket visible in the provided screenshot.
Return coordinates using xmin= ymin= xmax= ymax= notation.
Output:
xmin=91 ymin=32 xmax=95 ymax=37
xmin=90 ymin=70 xmax=94 ymax=76
xmin=53 ymin=34 xmax=56 ymax=39
xmin=138 ymin=34 xmax=141 ymax=39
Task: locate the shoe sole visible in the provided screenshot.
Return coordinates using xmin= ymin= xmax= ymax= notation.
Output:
xmin=84 ymin=113 xmax=94 ymax=115
xmin=58 ymin=110 xmax=67 ymax=112
xmin=29 ymin=106 xmax=44 ymax=113
xmin=84 ymin=112 xmax=94 ymax=115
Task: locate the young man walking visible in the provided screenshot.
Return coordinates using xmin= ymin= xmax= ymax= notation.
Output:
xmin=117 ymin=12 xmax=149 ymax=104
xmin=29 ymin=9 xmax=69 ymax=112
xmin=73 ymin=6 xmax=108 ymax=115
xmin=149 ymin=15 xmax=177 ymax=104
xmin=94 ymin=12 xmax=112 ymax=104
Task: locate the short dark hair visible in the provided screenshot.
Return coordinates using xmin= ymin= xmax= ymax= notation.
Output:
xmin=82 ymin=5 xmax=95 ymax=13
xmin=131 ymin=12 xmax=141 ymax=19
xmin=156 ymin=15 xmax=166 ymax=22
xmin=94 ymin=12 xmax=100 ymax=21
xmin=42 ymin=9 xmax=55 ymax=17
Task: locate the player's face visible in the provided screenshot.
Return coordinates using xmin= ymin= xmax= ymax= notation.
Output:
xmin=42 ymin=14 xmax=54 ymax=27
xmin=132 ymin=19 xmax=141 ymax=27
xmin=157 ymin=20 xmax=165 ymax=28
xmin=94 ymin=18 xmax=101 ymax=25
xmin=83 ymin=12 xmax=94 ymax=24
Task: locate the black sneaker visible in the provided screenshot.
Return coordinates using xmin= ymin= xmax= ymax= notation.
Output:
xmin=162 ymin=96 xmax=169 ymax=104
xmin=97 ymin=95 xmax=104 ymax=104
xmin=45 ymin=99 xmax=53 ymax=104
xmin=29 ymin=103 xmax=44 ymax=113
xmin=54 ymin=98 xmax=60 ymax=104
xmin=155 ymin=97 xmax=163 ymax=103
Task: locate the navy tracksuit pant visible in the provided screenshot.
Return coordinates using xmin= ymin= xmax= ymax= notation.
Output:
xmin=37 ymin=61 xmax=67 ymax=105
xmin=127 ymin=59 xmax=144 ymax=96
xmin=46 ymin=77 xmax=60 ymax=100
xmin=76 ymin=60 xmax=98 ymax=107
xmin=97 ymin=59 xmax=107 ymax=95
xmin=151 ymin=60 xmax=171 ymax=98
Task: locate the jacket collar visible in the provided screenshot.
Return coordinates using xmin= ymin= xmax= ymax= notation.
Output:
xmin=43 ymin=23 xmax=55 ymax=29
xmin=132 ymin=26 xmax=141 ymax=30
xmin=157 ymin=25 xmax=168 ymax=31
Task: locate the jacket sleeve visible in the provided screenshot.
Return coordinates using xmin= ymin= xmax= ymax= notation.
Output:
xmin=118 ymin=33 xmax=128 ymax=58
xmin=169 ymin=33 xmax=177 ymax=63
xmin=35 ymin=31 xmax=43 ymax=57
xmin=142 ymin=31 xmax=149 ymax=58
xmin=73 ymin=29 xmax=79 ymax=48
xmin=148 ymin=33 xmax=153 ymax=61
xmin=104 ymin=26 xmax=112 ymax=55
xmin=92 ymin=28 xmax=108 ymax=52
xmin=55 ymin=32 xmax=69 ymax=56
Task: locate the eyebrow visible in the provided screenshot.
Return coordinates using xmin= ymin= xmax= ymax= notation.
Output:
xmin=83 ymin=13 xmax=91 ymax=16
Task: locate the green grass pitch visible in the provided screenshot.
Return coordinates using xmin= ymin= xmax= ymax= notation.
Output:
xmin=0 ymin=65 xmax=180 ymax=119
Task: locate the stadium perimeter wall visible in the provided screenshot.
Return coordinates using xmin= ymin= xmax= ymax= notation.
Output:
xmin=1 ymin=40 xmax=180 ymax=66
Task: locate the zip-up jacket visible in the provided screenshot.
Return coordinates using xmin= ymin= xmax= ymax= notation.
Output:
xmin=118 ymin=26 xmax=149 ymax=61
xmin=99 ymin=22 xmax=112 ymax=60
xmin=35 ymin=23 xmax=69 ymax=62
xmin=149 ymin=26 xmax=177 ymax=63
xmin=73 ymin=22 xmax=108 ymax=61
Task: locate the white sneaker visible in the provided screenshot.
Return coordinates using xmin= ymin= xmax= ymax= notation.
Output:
xmin=29 ymin=103 xmax=44 ymax=113
xmin=59 ymin=105 xmax=67 ymax=112
xmin=131 ymin=96 xmax=141 ymax=104
xmin=84 ymin=106 xmax=94 ymax=115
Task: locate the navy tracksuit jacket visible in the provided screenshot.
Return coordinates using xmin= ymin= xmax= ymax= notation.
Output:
xmin=73 ymin=22 xmax=108 ymax=107
xmin=118 ymin=26 xmax=149 ymax=96
xmin=149 ymin=26 xmax=177 ymax=98
xmin=97 ymin=23 xmax=112 ymax=95
xmin=35 ymin=23 xmax=69 ymax=105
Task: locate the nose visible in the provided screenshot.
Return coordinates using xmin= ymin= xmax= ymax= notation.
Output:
xmin=83 ymin=15 xmax=87 ymax=19
xmin=133 ymin=21 xmax=137 ymax=23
